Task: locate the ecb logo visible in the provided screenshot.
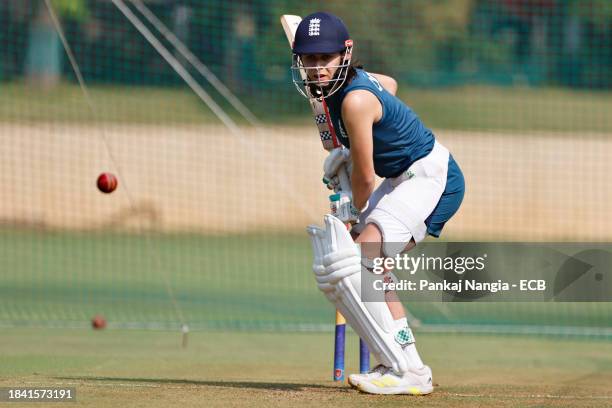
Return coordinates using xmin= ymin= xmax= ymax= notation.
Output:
xmin=308 ymin=18 xmax=321 ymax=36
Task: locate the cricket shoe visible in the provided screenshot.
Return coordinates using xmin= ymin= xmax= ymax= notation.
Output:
xmin=356 ymin=365 xmax=433 ymax=395
xmin=347 ymin=364 xmax=389 ymax=388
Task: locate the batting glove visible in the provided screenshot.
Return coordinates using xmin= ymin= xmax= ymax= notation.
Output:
xmin=329 ymin=192 xmax=360 ymax=224
xmin=322 ymin=148 xmax=352 ymax=191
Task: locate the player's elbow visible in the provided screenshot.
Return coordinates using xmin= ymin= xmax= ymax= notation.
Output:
xmin=386 ymin=77 xmax=398 ymax=95
xmin=373 ymin=74 xmax=398 ymax=95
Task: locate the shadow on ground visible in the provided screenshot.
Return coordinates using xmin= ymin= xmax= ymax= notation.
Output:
xmin=55 ymin=376 xmax=352 ymax=393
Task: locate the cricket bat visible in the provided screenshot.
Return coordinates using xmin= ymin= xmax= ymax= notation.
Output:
xmin=279 ymin=15 xmax=352 ymax=194
xmin=280 ymin=14 xmax=369 ymax=381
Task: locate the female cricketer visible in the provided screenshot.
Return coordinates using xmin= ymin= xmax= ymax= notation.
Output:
xmin=296 ymin=12 xmax=465 ymax=395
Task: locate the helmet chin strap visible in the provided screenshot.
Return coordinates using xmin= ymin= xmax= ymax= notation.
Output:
xmin=307 ymin=75 xmax=331 ymax=100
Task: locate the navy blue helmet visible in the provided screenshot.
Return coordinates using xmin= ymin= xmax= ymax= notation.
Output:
xmin=293 ymin=12 xmax=351 ymax=55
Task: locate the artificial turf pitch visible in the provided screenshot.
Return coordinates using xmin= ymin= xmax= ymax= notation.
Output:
xmin=1 ymin=328 xmax=610 ymax=407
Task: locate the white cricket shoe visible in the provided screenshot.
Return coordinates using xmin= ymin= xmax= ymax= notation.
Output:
xmin=347 ymin=364 xmax=389 ymax=388
xmin=356 ymin=365 xmax=434 ymax=395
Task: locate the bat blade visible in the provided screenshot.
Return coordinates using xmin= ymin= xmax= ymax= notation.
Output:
xmin=280 ymin=14 xmax=302 ymax=45
xmin=280 ymin=15 xmax=307 ymax=83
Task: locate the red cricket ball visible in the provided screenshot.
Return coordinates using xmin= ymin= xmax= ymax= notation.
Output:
xmin=97 ymin=172 xmax=118 ymax=194
xmin=91 ymin=315 xmax=107 ymax=330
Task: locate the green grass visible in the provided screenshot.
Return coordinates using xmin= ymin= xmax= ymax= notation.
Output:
xmin=0 ymin=329 xmax=610 ymax=407
xmin=0 ymin=228 xmax=611 ymax=333
xmin=400 ymin=85 xmax=612 ymax=133
xmin=0 ymin=82 xmax=220 ymax=125
xmin=1 ymin=81 xmax=610 ymax=132
xmin=0 ymin=229 xmax=325 ymax=329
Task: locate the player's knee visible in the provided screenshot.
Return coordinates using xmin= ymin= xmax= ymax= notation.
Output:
xmin=355 ymin=222 xmax=383 ymax=244
xmin=355 ymin=223 xmax=384 ymax=267
xmin=401 ymin=238 xmax=417 ymax=254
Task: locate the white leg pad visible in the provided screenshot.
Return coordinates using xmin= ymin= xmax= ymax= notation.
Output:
xmin=307 ymin=215 xmax=414 ymax=375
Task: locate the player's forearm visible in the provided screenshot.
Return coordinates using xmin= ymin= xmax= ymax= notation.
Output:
xmin=352 ymin=173 xmax=375 ymax=211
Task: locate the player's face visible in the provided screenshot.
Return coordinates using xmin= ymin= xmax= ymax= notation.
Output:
xmin=301 ymin=53 xmax=343 ymax=86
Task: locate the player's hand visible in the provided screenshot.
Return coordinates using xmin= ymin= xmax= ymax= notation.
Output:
xmin=329 ymin=192 xmax=360 ymax=224
xmin=322 ymin=148 xmax=352 ymax=191
xmin=323 ymin=174 xmax=341 ymax=191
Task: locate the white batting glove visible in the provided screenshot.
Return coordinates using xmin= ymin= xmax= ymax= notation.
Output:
xmin=329 ymin=192 xmax=360 ymax=224
xmin=323 ymin=175 xmax=341 ymax=191
xmin=322 ymin=148 xmax=352 ymax=191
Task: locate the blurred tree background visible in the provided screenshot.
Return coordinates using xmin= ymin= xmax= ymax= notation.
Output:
xmin=0 ymin=0 xmax=609 ymax=120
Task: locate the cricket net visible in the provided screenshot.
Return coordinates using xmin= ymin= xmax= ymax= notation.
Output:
xmin=0 ymin=0 xmax=610 ymax=337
